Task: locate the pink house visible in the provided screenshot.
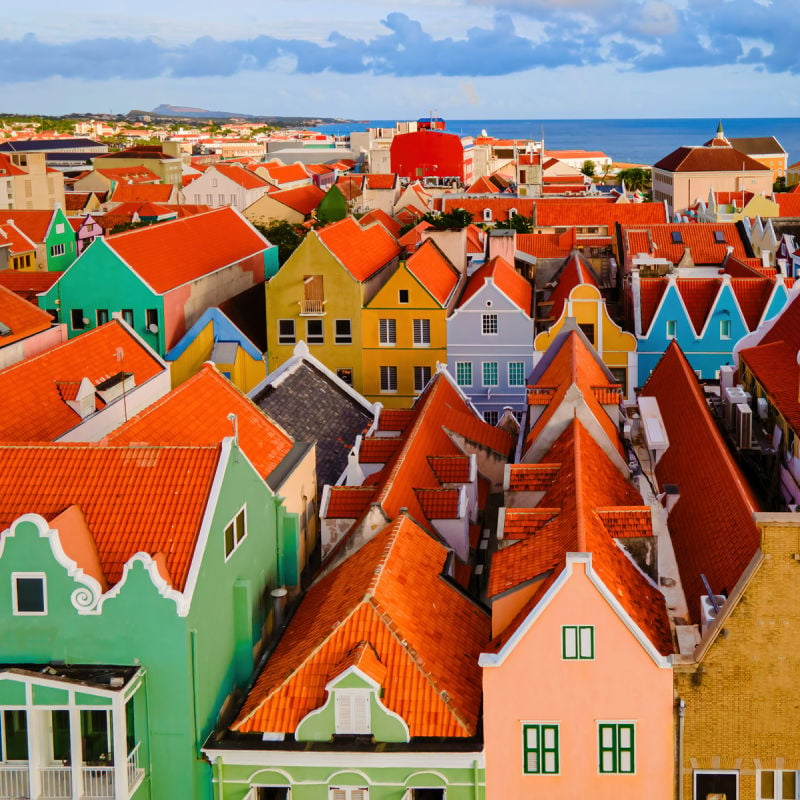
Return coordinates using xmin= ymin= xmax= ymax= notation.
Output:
xmin=480 ymin=329 xmax=674 ymax=799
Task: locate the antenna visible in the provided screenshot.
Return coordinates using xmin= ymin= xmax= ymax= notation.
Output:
xmin=700 ymin=573 xmax=720 ymax=614
xmin=227 ymin=413 xmax=239 ymax=461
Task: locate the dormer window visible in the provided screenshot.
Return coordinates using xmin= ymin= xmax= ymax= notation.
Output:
xmin=671 ymin=231 xmax=683 ymax=244
xmin=334 ymin=690 xmax=370 ymax=734
xmin=483 ymin=208 xmax=493 ymax=223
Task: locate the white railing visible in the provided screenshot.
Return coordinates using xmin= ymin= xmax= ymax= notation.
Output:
xmin=127 ymin=743 xmax=144 ymax=793
xmin=82 ymin=766 xmax=114 ymax=798
xmin=41 ymin=766 xmax=72 ymax=798
xmin=0 ymin=764 xmax=29 ymax=799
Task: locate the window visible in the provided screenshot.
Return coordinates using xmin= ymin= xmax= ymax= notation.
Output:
xmin=51 ymin=710 xmax=70 ymax=762
xmin=224 ymin=507 xmax=247 ymax=559
xmin=380 ymin=366 xmax=397 ymax=392
xmin=146 ymin=308 xmax=158 ymax=332
xmin=56 ymin=223 xmax=65 ymax=234
xmin=256 ymin=789 xmax=290 ymax=800
xmin=720 ymin=319 xmax=731 ymax=339
xmin=508 ymin=362 xmax=526 ymax=386
xmin=302 ymin=274 xmax=325 ymax=314
xmin=121 ymin=309 xmax=134 ymax=327
xmin=81 ymin=709 xmax=111 ymax=765
xmin=455 ymin=361 xmax=472 ymax=386
xmin=598 ymin=723 xmax=635 ymax=774
xmin=330 ymin=789 xmax=368 ymax=800
xmin=336 ymin=368 xmax=353 ymax=385
xmin=483 ymin=208 xmax=493 ymax=222
xmin=306 ymin=319 xmax=324 ymax=344
xmin=414 ymin=366 xmax=431 ymax=392
xmin=218 ymin=194 xmax=225 ymax=206
xmin=758 ymin=769 xmax=798 ymax=799
xmin=522 ymin=723 xmax=559 ymax=774
xmin=666 ymin=319 xmax=677 ymax=339
xmin=398 ymin=289 xmax=409 ymax=304
xmin=278 ymin=319 xmax=295 ymax=345
xmin=696 ymin=771 xmax=738 ymax=800
xmin=578 ymin=323 xmax=595 ymax=345
xmin=1 ymin=710 xmax=29 ymax=761
xmin=334 ymin=691 xmax=370 ymax=734
xmin=379 ymin=318 xmax=396 ymax=345
xmin=71 ymin=309 xmax=86 ymax=330
xmin=482 ymin=313 xmax=498 ymax=335
xmin=482 ymin=362 xmax=499 ymax=386
xmin=671 ymin=230 xmax=683 ymax=244
xmin=96 ymin=309 xmax=109 ymax=326
xmin=50 ymin=243 xmax=66 ymax=257
xmin=483 ymin=410 xmax=499 ymax=425
xmin=413 ymin=318 xmax=430 ymax=346
xmin=206 ymin=194 xmax=213 ymax=205
xmin=335 ymin=319 xmax=352 ymax=344
xmin=13 ymin=573 xmax=46 ymax=615
xmin=562 ymin=625 xmax=594 ymax=659
xmin=714 ymin=230 xmax=726 ymax=244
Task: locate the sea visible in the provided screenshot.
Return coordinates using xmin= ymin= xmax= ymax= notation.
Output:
xmin=311 ymin=118 xmax=800 ymax=168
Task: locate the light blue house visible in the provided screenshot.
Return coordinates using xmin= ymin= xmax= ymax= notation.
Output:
xmin=631 ymin=271 xmax=790 ymax=382
xmin=446 ymin=255 xmax=534 ymax=424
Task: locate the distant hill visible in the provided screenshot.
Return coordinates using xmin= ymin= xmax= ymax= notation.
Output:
xmin=123 ymin=105 xmax=351 ymax=127
xmin=151 ymin=104 xmax=252 ymax=119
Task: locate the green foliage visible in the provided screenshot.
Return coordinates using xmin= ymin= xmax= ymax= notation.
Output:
xmin=253 ymin=219 xmax=306 ymax=264
xmin=774 ymin=176 xmax=787 ymax=193
xmin=316 ymin=185 xmax=347 ymax=224
xmin=616 ymin=167 xmax=651 ymax=193
xmin=108 ymin=219 xmax=157 ymax=235
xmin=581 ymin=160 xmax=596 ymax=177
xmin=495 ymin=214 xmax=533 ymax=233
xmin=422 ymin=208 xmax=474 ymax=230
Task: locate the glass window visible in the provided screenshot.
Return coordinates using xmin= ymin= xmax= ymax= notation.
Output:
xmin=380 ymin=366 xmax=397 ymax=392
xmin=379 ymin=318 xmax=396 ymax=345
xmin=52 ymin=710 xmax=71 ymax=762
xmin=598 ymin=723 xmax=635 ymax=774
xmin=145 ymin=309 xmax=158 ymax=332
xmin=759 ymin=770 xmax=798 ymax=799
xmin=482 ymin=362 xmax=499 ymax=386
xmin=522 ymin=723 xmax=559 ymax=774
xmin=508 ymin=362 xmax=526 ymax=386
xmin=335 ymin=319 xmax=352 ymax=344
xmin=13 ymin=574 xmax=46 ymax=615
xmin=1 ymin=710 xmax=29 ymax=761
xmin=666 ymin=319 xmax=677 ymax=339
xmin=121 ymin=309 xmax=134 ymax=327
xmin=455 ymin=362 xmax=472 ymax=386
xmin=482 ymin=313 xmax=498 ymax=335
xmin=278 ymin=319 xmax=295 ymax=345
xmin=224 ymin=508 xmax=247 ymax=559
xmin=96 ymin=309 xmax=109 ymax=326
xmin=81 ymin=709 xmax=112 ymax=765
xmin=413 ymin=318 xmax=430 ymax=346
xmin=720 ymin=319 xmax=731 ymax=339
xmin=562 ymin=625 xmax=594 ymax=659
xmin=306 ymin=319 xmax=324 ymax=344
xmin=336 ymin=368 xmax=353 ymax=385
xmin=414 ymin=366 xmax=431 ymax=392
xmin=71 ymin=309 xmax=86 ymax=330
xmin=483 ymin=410 xmax=499 ymax=425
xmin=398 ymin=289 xmax=409 ymax=304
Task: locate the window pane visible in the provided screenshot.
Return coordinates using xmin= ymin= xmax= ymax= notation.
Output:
xmin=783 ymin=771 xmax=796 ymax=799
xmin=235 ymin=510 xmax=246 ymax=545
xmin=224 ymin=523 xmax=235 ymax=557
xmin=509 ymin=362 xmax=525 ymax=386
xmin=52 ymin=710 xmax=70 ymax=762
xmin=579 ymin=626 xmax=594 ymax=658
xmin=456 ymin=362 xmax=472 ymax=386
xmin=483 ymin=362 xmax=498 ymax=386
xmin=761 ymin=771 xmax=776 ymax=799
xmin=16 ymin=576 xmax=45 ymax=613
xmin=4 ymin=710 xmax=28 ymax=760
xmin=278 ymin=319 xmax=295 ymax=344
xmin=563 ymin=626 xmax=577 ymax=659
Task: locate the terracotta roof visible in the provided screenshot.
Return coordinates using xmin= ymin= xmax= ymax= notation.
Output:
xmin=441 ymin=197 xmax=535 ymax=223
xmin=359 ymin=437 xmax=404 ymax=464
xmin=619 ymin=222 xmax=750 ymax=265
xmin=0 ymin=284 xmax=54 ymax=345
xmin=638 ymin=279 xmax=668 ymax=333
xmin=397 ymin=220 xmax=433 ymax=251
xmin=457 ymin=255 xmax=532 ymax=315
xmin=0 ymin=441 xmax=219 ymax=590
xmin=105 ymin=363 xmax=292 ymax=479
xmin=541 ymin=252 xmax=599 ymax=323
xmin=533 ymin=200 xmax=666 ymax=228
xmin=110 ymin=183 xmax=173 ymax=204
xmin=675 ymin=278 xmax=719 ymax=334
xmin=268 ymin=184 xmax=324 ymax=215
xmin=465 ymin=176 xmax=500 ymax=194
xmin=501 ymin=507 xmax=560 ymax=540
xmin=359 ymin=209 xmax=402 ymax=238
xmin=317 ymin=216 xmax=401 ymax=282
xmin=506 ymin=463 xmax=561 ymax=491
xmin=96 ymin=166 xmax=161 ymax=184
xmin=428 ymin=454 xmax=471 ymax=483
xmin=0 ymin=210 xmax=56 ymax=244
xmin=465 ymin=224 xmax=483 ymax=254
xmin=730 ymin=277 xmax=774 ymax=330
xmin=260 ymin=163 xmax=310 ymax=186
xmin=214 ymin=163 xmax=270 ymax=190
xmin=325 ymin=486 xmax=378 ymax=518
xmin=640 ymin=342 xmax=760 ymax=623
xmin=376 ymin=409 xmax=416 ymax=432
xmin=0 ymin=222 xmax=36 ymax=256
xmin=516 ymin=232 xmax=573 ymax=260
xmin=405 ymin=239 xmax=460 ymax=306
xmin=105 ymin=207 xmax=269 ymax=294
xmin=415 ymin=487 xmax=461 ymax=519
xmin=653 ymin=145 xmax=770 ymax=173
xmin=232 ymin=515 xmax=490 ymax=736
xmin=0 ymin=270 xmax=61 ymax=303
xmin=596 ymin=507 xmax=653 ymax=538
xmin=365 ymin=173 xmax=397 ymax=190
xmin=774 ymin=193 xmax=800 ymax=217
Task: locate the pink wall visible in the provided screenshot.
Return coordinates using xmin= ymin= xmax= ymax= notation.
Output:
xmin=482 ymin=557 xmax=673 ymax=800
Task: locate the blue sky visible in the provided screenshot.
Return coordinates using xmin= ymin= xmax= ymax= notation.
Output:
xmin=2 ymin=0 xmax=800 ymax=119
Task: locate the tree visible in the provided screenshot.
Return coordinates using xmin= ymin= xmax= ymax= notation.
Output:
xmin=422 ymin=208 xmax=474 ymax=230
xmin=616 ymin=167 xmax=651 ymax=193
xmin=253 ymin=219 xmax=306 ymax=265
xmin=581 ymin=160 xmax=596 ymax=178
xmin=495 ymin=214 xmax=533 ymax=233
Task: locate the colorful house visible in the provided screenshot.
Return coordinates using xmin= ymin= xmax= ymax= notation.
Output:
xmin=361 ymin=239 xmax=462 ymax=407
xmin=446 ymin=255 xmax=534 ymax=424
xmin=186 ymin=164 xmax=271 ymax=210
xmin=39 ymin=207 xmax=276 ymax=357
xmin=0 ymin=283 xmax=65 ymax=370
xmin=0 ymin=432 xmax=298 ymax=800
xmin=535 ymin=252 xmax=637 ymax=398
xmin=265 ymin=216 xmax=401 ymax=393
xmin=0 ymin=208 xmax=77 ymax=272
xmin=203 ymin=514 xmax=490 ymax=800
xmin=243 ymin=185 xmax=325 ymax=226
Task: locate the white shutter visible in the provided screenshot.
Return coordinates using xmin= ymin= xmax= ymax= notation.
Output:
xmin=330 ymin=790 xmax=347 ymax=800
xmin=352 ymin=694 xmax=370 ymax=733
xmin=579 ymin=626 xmax=593 ymax=658
xmin=563 ymin=626 xmax=577 ymax=658
xmin=335 ymin=694 xmax=353 ymax=733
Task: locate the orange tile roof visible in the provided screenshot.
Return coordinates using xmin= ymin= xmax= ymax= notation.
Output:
xmin=232 ymin=515 xmax=490 ymax=736
xmin=441 ymin=197 xmax=535 ymax=223
xmin=596 ymin=507 xmax=653 ymax=538
xmin=261 ymin=163 xmax=311 ymax=186
xmin=397 ymin=220 xmax=433 ymax=251
xmin=110 ymin=183 xmax=173 ymax=203
xmin=774 ymin=193 xmax=800 ymax=216
xmin=106 ymin=207 xmax=269 ymax=294
xmin=415 ymin=487 xmax=461 ymax=519
xmin=365 ymin=173 xmax=397 ymax=190
xmin=405 ymin=239 xmax=460 ymax=306
xmin=653 ymin=145 xmax=770 ymax=173
xmin=465 ymin=176 xmax=499 ymax=194
xmin=0 ymin=284 xmax=54 ymax=345
xmin=0 ymin=222 xmax=36 ymax=256
xmin=359 ymin=437 xmax=404 ymax=463
xmin=457 ymin=255 xmax=532 ymax=315
xmin=377 ymin=409 xmax=416 ymax=432
xmin=317 ymin=216 xmax=401 ymax=282
xmin=105 ymin=363 xmax=292 ymax=479
xmin=501 ymin=507 xmax=560 ymax=540
xmin=97 ymin=166 xmax=161 ymax=184
xmin=506 ymin=463 xmax=562 ymax=491
xmin=640 ymin=342 xmax=760 ymax=623
xmin=0 ymin=441 xmax=220 ymax=590
xmin=541 ymin=252 xmax=599 ymax=323
xmin=675 ymin=278 xmax=720 ymax=334
xmin=325 ymin=486 xmax=378 ymax=518
xmin=516 ymin=232 xmax=573 ymax=259
xmin=730 ymin=277 xmax=774 ymax=330
xmin=0 ymin=270 xmax=61 ymax=303
xmin=215 ymin=163 xmax=270 ymax=190
xmin=639 ymin=279 xmax=669 ymax=333
xmin=0 ymin=320 xmax=165 ymax=442
xmin=534 ymin=200 xmax=667 ymax=228
xmin=619 ymin=222 xmax=750 ymax=265
xmin=359 ymin=209 xmax=402 ymax=238
xmin=428 ymin=454 xmax=471 ymax=483
xmin=268 ymin=184 xmax=324 ymax=215
xmin=465 ymin=224 xmax=483 ymax=254
xmin=0 ymin=210 xmax=56 ymax=244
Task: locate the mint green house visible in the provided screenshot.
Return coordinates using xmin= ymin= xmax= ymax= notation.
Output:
xmin=0 ymin=437 xmax=299 ymax=800
xmin=38 ymin=207 xmax=275 ymax=358
xmin=203 ymin=515 xmax=488 ymax=800
xmin=0 ymin=208 xmax=77 ymax=271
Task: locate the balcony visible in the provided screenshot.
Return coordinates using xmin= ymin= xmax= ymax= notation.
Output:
xmin=0 ymin=743 xmax=144 ymax=800
xmin=299 ymin=299 xmax=325 ymax=316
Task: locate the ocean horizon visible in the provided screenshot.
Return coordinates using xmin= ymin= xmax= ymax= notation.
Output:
xmin=312 ymin=117 xmax=800 ymax=169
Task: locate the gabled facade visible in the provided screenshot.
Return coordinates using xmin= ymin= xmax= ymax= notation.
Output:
xmin=446 ymin=255 xmax=534 ymax=423
xmin=243 ymin=184 xmax=324 ymax=226
xmin=0 ymin=151 xmax=66 ymax=211
xmin=186 ymin=164 xmax=270 ymax=210
xmin=361 ymin=239 xmax=461 ymax=407
xmin=38 ymin=208 xmax=275 ymax=357
xmin=265 ymin=216 xmax=401 ymax=393
xmin=0 ymin=208 xmax=77 ymax=272
xmin=0 ymin=283 xmax=65 ymax=370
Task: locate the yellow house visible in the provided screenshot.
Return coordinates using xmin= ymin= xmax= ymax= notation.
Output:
xmin=696 ymin=188 xmax=780 ymax=223
xmin=265 ymin=216 xmax=401 ymax=392
xmin=362 ymin=239 xmax=462 ymax=407
xmin=535 ymin=252 xmax=637 ymax=397
xmin=243 ymin=185 xmax=324 ymax=227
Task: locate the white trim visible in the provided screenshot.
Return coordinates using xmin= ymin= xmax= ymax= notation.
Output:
xmin=11 ymin=571 xmax=47 ymax=616
xmin=223 ymin=503 xmax=248 ymax=562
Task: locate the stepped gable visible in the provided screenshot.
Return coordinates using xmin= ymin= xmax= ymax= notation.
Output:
xmin=105 ymin=363 xmax=292 ymax=480
xmin=0 ymin=441 xmax=220 ymax=589
xmin=232 ymin=515 xmax=490 ymax=737
xmin=640 ymin=341 xmax=760 ymax=624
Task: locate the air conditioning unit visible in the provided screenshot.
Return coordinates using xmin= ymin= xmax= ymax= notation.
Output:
xmin=700 ymin=594 xmax=726 ymax=634
xmin=723 ymin=386 xmax=747 ymax=429
xmin=736 ymin=403 xmax=752 ymax=449
xmin=757 ymin=397 xmax=768 ymax=420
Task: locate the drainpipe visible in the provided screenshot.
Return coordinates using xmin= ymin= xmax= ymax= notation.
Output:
xmin=190 ymin=629 xmax=202 ymax=756
xmin=473 ymin=758 xmax=480 ymax=800
xmin=213 ymin=755 xmax=224 ymax=800
xmin=677 ymin=697 xmax=686 ymax=800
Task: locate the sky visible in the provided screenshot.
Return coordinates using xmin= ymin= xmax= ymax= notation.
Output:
xmin=2 ymin=0 xmax=800 ymax=119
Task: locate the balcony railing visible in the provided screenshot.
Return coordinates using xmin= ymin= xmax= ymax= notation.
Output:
xmin=0 ymin=764 xmax=29 ymax=799
xmin=127 ymin=743 xmax=144 ymax=793
xmin=299 ymin=299 xmax=325 ymax=315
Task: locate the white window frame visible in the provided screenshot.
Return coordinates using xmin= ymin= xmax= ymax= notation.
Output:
xmin=334 ymin=689 xmax=371 ymax=734
xmin=12 ymin=572 xmax=47 ymax=616
xmin=379 ymin=318 xmax=396 ymax=346
xmin=306 ymin=319 xmax=324 ymax=345
xmin=720 ymin=318 xmax=731 ymax=339
xmin=329 ymin=789 xmax=368 ymax=800
xmin=695 ymin=770 xmax=740 ymax=800
xmin=481 ymin=313 xmax=498 ymax=335
xmin=412 ymin=318 xmax=430 ymax=346
xmin=483 ymin=410 xmax=499 ymax=426
xmin=508 ymin=361 xmax=526 ymax=386
xmin=482 ymin=361 xmax=499 ymax=387
xmin=562 ymin=625 xmax=594 ymax=660
xmin=455 ymin=361 xmax=472 ymax=387
xmin=758 ymin=768 xmax=799 ymax=799
xmin=334 ymin=319 xmax=352 ymax=345
xmin=414 ymin=365 xmax=431 ymax=392
xmin=278 ymin=319 xmax=296 ymax=345
xmin=50 ymin=243 xmax=66 ymax=257
xmin=224 ymin=506 xmax=247 ymax=561
xmin=483 ymin=208 xmax=492 ymax=222
xmin=666 ymin=319 xmax=677 ymax=339
xmin=380 ymin=365 xmax=398 ymax=393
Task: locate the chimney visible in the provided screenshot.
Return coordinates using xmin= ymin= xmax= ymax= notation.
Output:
xmin=487 ymin=228 xmax=516 ymax=264
xmin=662 ymin=483 xmax=680 ymax=515
xmin=271 ymin=586 xmax=288 ymax=629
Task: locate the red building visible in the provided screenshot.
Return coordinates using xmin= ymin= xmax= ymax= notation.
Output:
xmin=390 ymin=129 xmax=474 ymax=185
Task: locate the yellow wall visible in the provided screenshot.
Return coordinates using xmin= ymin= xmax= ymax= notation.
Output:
xmin=675 ymin=514 xmax=800 ymax=800
xmin=266 ymin=232 xmax=366 ymax=390
xmin=244 ymin=194 xmax=305 ymax=226
xmin=361 ymin=261 xmax=448 ymax=407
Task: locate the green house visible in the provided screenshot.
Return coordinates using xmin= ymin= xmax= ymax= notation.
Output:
xmin=0 ymin=437 xmax=298 ymax=800
xmin=0 ymin=208 xmax=77 ymax=271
